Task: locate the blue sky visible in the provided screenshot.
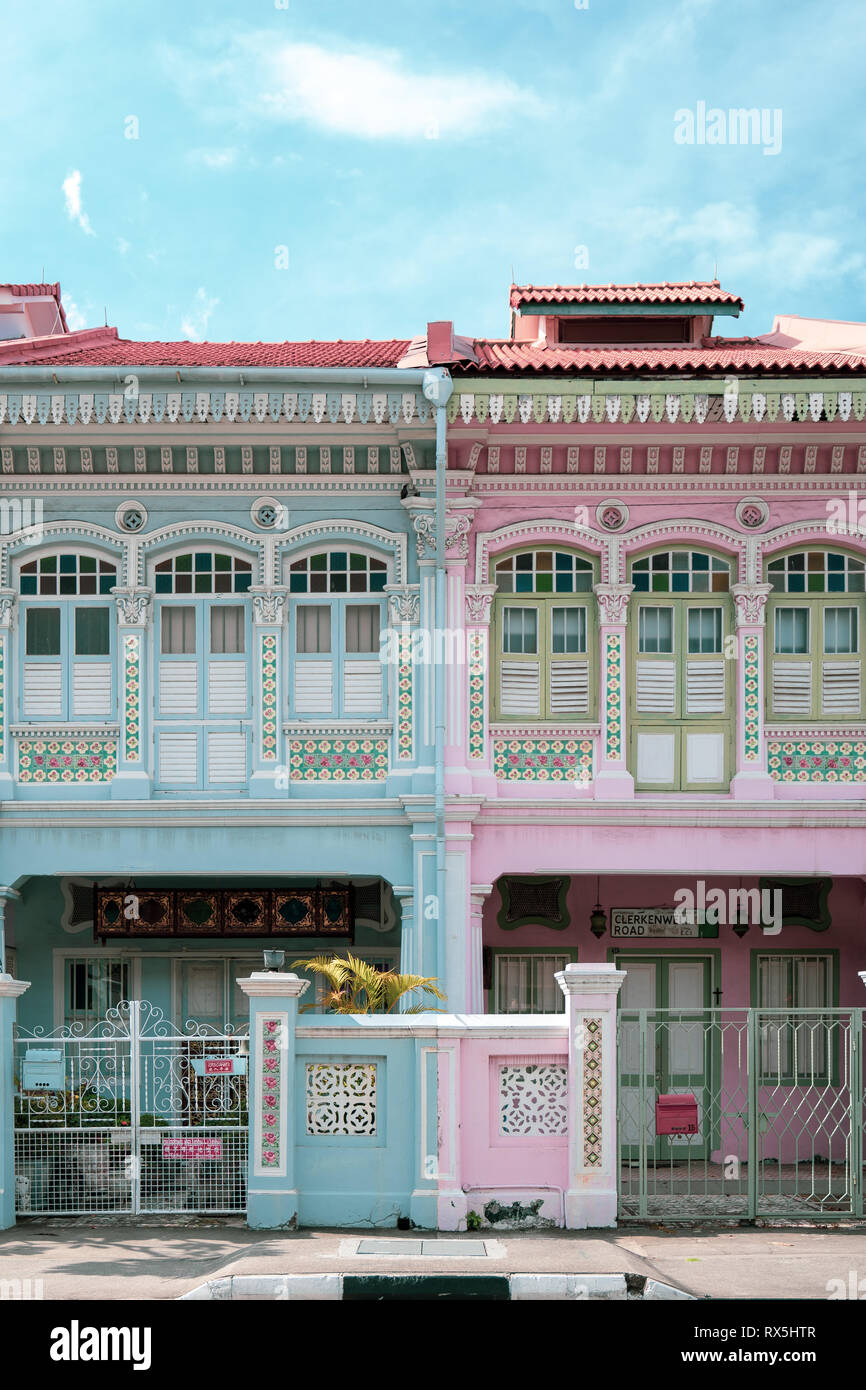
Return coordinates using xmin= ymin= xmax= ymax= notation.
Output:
xmin=2 ymin=0 xmax=865 ymax=344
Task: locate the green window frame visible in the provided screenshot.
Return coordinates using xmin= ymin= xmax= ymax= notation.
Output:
xmin=491 ymin=549 xmax=597 ymax=721
xmin=750 ymin=950 xmax=839 ymax=1086
xmin=628 ymin=549 xmax=733 ymax=792
xmin=765 ymin=550 xmax=865 ymax=722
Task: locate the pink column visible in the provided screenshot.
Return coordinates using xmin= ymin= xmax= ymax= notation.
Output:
xmin=593 ymin=584 xmax=634 ymax=799
xmin=556 ymin=962 xmax=626 ymax=1228
xmin=730 ymin=583 xmax=775 ymax=799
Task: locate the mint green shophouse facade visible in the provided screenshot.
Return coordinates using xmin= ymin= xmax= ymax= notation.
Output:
xmin=0 ymin=312 xmax=463 ymax=1224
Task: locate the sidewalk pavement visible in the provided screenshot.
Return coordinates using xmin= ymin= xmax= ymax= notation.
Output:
xmin=1 ymin=1219 xmax=864 ymax=1300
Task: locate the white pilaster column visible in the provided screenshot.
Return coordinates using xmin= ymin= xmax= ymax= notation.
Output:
xmin=0 ymin=591 xmax=15 ymax=799
xmin=238 ymin=971 xmax=309 ymax=1230
xmin=464 ymin=586 xmax=497 ymax=793
xmin=593 ymin=583 xmax=634 ymax=799
xmin=556 ymin=962 xmax=626 ymax=1229
xmin=0 ymin=975 xmax=31 ymax=1229
xmin=730 ymin=583 xmax=774 ymax=799
xmin=467 ymin=884 xmax=493 ymax=1013
xmin=250 ymin=587 xmax=287 ymax=798
xmin=111 ymin=588 xmax=152 ymax=799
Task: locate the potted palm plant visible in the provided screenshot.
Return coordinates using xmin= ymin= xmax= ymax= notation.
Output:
xmin=290 ymin=953 xmax=445 ymax=1014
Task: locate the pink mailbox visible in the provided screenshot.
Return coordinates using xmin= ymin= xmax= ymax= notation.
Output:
xmin=655 ymin=1093 xmax=698 ymax=1136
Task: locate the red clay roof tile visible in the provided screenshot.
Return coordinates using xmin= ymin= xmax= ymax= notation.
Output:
xmin=510 ymin=281 xmax=744 ymax=310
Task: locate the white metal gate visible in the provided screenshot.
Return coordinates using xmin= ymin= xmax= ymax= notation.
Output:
xmin=14 ymin=1000 xmax=249 ymax=1216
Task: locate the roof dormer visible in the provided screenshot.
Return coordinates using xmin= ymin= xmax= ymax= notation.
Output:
xmin=509 ymin=280 xmax=743 ymax=349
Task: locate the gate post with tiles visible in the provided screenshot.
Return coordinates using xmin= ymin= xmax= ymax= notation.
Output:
xmin=239 ymin=970 xmax=309 ymax=1229
xmin=0 ymin=975 xmax=30 ymax=1229
xmin=556 ymin=962 xmax=626 ymax=1229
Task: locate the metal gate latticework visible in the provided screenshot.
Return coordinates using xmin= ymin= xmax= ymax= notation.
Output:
xmin=14 ymin=999 xmax=249 ymax=1216
xmin=618 ymin=1007 xmax=862 ymax=1221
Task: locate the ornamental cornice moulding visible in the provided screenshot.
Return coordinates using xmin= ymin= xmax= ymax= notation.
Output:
xmin=112 ymin=588 xmax=152 ymax=627
xmin=445 ymin=511 xmax=472 ymax=560
xmin=593 ymin=583 xmax=634 ymax=626
xmin=251 ymin=588 xmax=288 ymax=626
xmin=464 ymin=585 xmax=497 ymax=624
xmin=0 ymin=589 xmax=16 ymax=628
xmin=731 ymin=583 xmax=773 ymax=626
xmin=385 ymin=587 xmax=421 ymax=625
xmin=412 ymin=511 xmax=436 ymax=561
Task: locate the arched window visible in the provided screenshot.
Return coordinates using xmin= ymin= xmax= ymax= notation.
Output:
xmin=629 ymin=549 xmax=733 ymax=791
xmin=18 ymin=552 xmax=118 ymax=721
xmin=766 ymin=550 xmax=865 ymax=720
xmin=492 ymin=550 xmax=596 ymax=719
xmin=152 ymin=552 xmax=253 ymax=789
xmin=287 ymin=551 xmax=388 ymax=718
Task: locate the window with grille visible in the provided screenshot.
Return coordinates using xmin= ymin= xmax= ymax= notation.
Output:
xmin=631 ymin=550 xmax=730 ymax=593
xmin=754 ymin=953 xmax=836 ymax=1085
xmin=766 ymin=551 xmax=864 ymax=720
xmin=20 ymin=554 xmax=117 ymax=596
xmin=492 ymin=550 xmax=595 ymax=720
xmin=154 ymin=552 xmax=253 ymax=594
xmin=493 ymin=953 xmax=568 ymax=1014
xmin=287 ymin=552 xmax=387 ymax=718
xmin=18 ymin=555 xmax=116 ymax=722
xmin=64 ymin=957 xmax=131 ymax=1030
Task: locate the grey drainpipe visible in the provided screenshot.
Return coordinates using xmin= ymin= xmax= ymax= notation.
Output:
xmin=422 ymin=369 xmax=454 ymax=995
xmin=0 ymin=366 xmax=432 ymax=386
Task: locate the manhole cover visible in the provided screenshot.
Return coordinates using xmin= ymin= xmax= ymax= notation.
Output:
xmin=355 ymin=1239 xmax=491 ymax=1258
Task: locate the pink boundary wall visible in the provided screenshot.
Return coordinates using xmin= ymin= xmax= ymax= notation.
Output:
xmin=436 ymin=965 xmax=626 ymax=1230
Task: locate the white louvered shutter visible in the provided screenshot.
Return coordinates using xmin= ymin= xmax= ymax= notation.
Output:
xmin=72 ymin=663 xmax=112 ymax=717
xmin=207 ymin=661 xmax=247 ymax=715
xmin=294 ymin=661 xmax=333 ymax=714
xmin=549 ymin=659 xmax=590 ymax=715
xmin=206 ymin=732 xmax=247 ymax=785
xmin=499 ymin=660 xmax=541 ymax=716
xmin=158 ymin=731 xmax=198 ymax=785
xmin=771 ymin=661 xmax=812 ymax=716
xmin=343 ymin=661 xmax=382 ymax=715
xmin=635 ymin=660 xmax=676 ymax=714
xmin=159 ymin=660 xmax=199 ymax=716
xmin=821 ymin=660 xmax=861 ymax=715
xmin=22 ymin=664 xmax=63 ymax=717
xmin=685 ymin=660 xmax=725 ymax=715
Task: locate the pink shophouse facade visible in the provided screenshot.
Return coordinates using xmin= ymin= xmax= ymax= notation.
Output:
xmin=421 ymin=282 xmax=866 ymax=1219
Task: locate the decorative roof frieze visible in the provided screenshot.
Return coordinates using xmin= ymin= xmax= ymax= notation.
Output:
xmin=0 ymin=387 xmax=431 ymax=430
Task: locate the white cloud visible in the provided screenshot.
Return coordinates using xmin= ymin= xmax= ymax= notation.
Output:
xmin=632 ymin=202 xmax=866 ymax=293
xmin=116 ymin=237 xmax=131 ymax=255
xmin=62 ymin=170 xmax=95 ymax=236
xmin=64 ymin=298 xmax=87 ymax=331
xmin=164 ymin=36 xmax=540 ymax=140
xmin=181 ymin=287 xmax=219 ymax=341
xmin=188 ymin=147 xmax=239 ymax=170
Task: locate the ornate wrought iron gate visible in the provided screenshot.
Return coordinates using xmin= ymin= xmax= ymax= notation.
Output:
xmin=14 ymin=1000 xmax=249 ymax=1216
xmin=618 ymin=1008 xmax=862 ymax=1221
